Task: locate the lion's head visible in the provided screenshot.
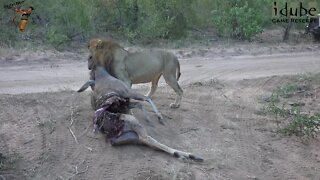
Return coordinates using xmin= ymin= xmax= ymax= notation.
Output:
xmin=87 ymin=38 xmax=122 ymax=70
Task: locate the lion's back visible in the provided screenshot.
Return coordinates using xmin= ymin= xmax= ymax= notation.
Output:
xmin=122 ymin=50 xmax=176 ymax=83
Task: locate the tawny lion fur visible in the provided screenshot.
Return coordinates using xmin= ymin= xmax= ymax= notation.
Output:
xmin=87 ymin=38 xmax=183 ymax=108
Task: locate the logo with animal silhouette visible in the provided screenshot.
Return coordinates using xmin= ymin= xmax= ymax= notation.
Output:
xmin=4 ymin=1 xmax=35 ymax=32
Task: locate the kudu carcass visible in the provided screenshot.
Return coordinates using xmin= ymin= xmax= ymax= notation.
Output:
xmin=77 ymin=66 xmax=203 ymax=161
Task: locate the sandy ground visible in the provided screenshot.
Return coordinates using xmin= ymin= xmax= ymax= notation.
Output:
xmin=0 ymin=42 xmax=320 ymax=180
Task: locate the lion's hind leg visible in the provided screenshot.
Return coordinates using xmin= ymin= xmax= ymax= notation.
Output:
xmin=163 ymin=74 xmax=183 ymax=108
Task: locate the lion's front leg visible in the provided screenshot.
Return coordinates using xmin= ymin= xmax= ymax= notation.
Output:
xmin=146 ymin=75 xmax=161 ymax=97
xmin=113 ymin=63 xmax=132 ymax=88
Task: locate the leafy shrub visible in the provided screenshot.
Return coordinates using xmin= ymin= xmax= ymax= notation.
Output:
xmin=112 ymin=0 xmax=192 ymax=41
xmin=262 ymin=79 xmax=320 ymax=139
xmin=43 ymin=0 xmax=96 ymax=45
xmin=211 ymin=1 xmax=265 ymax=40
xmin=0 ymin=0 xmax=298 ymax=46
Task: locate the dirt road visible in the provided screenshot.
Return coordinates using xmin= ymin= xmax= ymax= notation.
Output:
xmin=0 ymin=49 xmax=320 ymax=180
xmin=0 ymin=52 xmax=319 ymax=94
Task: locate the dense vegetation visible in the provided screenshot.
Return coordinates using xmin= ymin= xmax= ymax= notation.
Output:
xmin=0 ymin=0 xmax=318 ymax=47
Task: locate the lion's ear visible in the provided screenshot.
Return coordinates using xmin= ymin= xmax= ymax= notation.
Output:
xmin=96 ymin=39 xmax=103 ymax=49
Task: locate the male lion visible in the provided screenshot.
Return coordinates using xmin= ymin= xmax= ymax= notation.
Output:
xmin=88 ymin=38 xmax=183 ymax=108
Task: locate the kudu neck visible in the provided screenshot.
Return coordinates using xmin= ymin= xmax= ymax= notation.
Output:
xmin=95 ymin=67 xmax=111 ymax=79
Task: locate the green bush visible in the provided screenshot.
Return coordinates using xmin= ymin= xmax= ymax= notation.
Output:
xmin=43 ymin=0 xmax=96 ymax=45
xmin=262 ymin=79 xmax=320 ymax=139
xmin=0 ymin=0 xmax=309 ymax=46
xmin=110 ymin=0 xmax=193 ymax=41
xmin=211 ymin=0 xmax=267 ymax=40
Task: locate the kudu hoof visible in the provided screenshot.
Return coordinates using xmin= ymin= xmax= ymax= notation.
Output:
xmin=170 ymin=103 xmax=180 ymax=109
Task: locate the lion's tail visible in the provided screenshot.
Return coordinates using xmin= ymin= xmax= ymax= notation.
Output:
xmin=176 ymin=57 xmax=181 ymax=81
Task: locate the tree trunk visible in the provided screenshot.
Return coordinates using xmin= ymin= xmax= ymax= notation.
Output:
xmin=283 ymin=17 xmax=292 ymax=41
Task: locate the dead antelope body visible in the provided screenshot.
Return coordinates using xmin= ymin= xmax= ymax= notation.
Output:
xmin=77 ymin=66 xmax=203 ymax=161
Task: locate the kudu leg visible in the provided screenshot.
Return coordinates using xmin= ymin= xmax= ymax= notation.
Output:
xmin=110 ymin=131 xmax=140 ymax=145
xmin=118 ymin=114 xmax=203 ymax=162
xmin=127 ymin=91 xmax=164 ymax=123
xmin=128 ymin=102 xmax=151 ymax=123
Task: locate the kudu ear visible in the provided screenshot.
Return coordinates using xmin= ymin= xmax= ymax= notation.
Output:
xmin=88 ymin=55 xmax=94 ymax=70
xmin=77 ymin=80 xmax=95 ymax=92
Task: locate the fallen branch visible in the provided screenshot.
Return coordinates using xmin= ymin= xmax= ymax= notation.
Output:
xmin=68 ymin=103 xmax=78 ymax=144
xmin=75 ymin=165 xmax=89 ymax=175
xmin=68 ymin=127 xmax=78 ymax=144
xmin=85 ymin=146 xmax=93 ymax=152
xmin=68 ymin=161 xmax=89 ymax=180
xmin=70 ymin=106 xmax=75 ymax=126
